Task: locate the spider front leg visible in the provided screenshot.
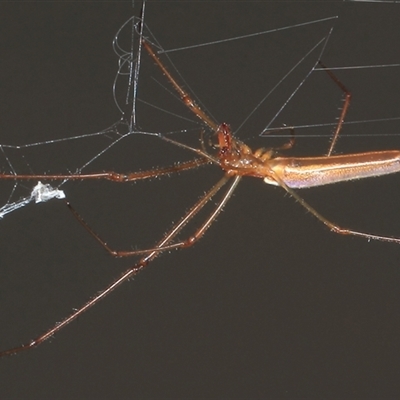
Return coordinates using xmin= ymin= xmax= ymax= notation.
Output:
xmin=142 ymin=39 xmax=219 ymax=132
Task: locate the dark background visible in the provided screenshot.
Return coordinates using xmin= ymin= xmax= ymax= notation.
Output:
xmin=1 ymin=1 xmax=400 ymax=399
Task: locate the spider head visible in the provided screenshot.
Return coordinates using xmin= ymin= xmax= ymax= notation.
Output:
xmin=216 ymin=123 xmax=243 ymax=161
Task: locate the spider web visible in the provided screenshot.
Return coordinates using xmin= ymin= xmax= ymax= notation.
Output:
xmin=0 ymin=1 xmax=399 ymax=221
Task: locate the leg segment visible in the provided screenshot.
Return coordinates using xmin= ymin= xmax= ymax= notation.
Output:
xmin=142 ymin=39 xmax=219 ymax=132
xmin=66 ymin=175 xmax=241 ymax=257
xmin=318 ymin=61 xmax=352 ymax=157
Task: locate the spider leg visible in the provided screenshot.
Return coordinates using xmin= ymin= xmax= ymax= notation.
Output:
xmin=66 ymin=175 xmax=240 ymax=257
xmin=0 ymin=175 xmax=240 ymax=357
xmin=142 ymin=39 xmax=219 ymax=132
xmin=274 ymin=172 xmax=400 ymax=244
xmin=159 ymin=134 xmax=219 ymax=164
xmin=260 ymin=62 xmax=350 ymax=156
xmin=0 ymin=158 xmax=209 ymax=182
xmin=318 ymin=61 xmax=352 ymax=157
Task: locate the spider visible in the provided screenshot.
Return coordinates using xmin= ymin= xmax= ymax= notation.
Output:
xmin=1 ymin=17 xmax=400 ymax=357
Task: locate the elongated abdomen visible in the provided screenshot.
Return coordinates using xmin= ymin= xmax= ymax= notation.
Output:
xmin=264 ymin=151 xmax=400 ymax=189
